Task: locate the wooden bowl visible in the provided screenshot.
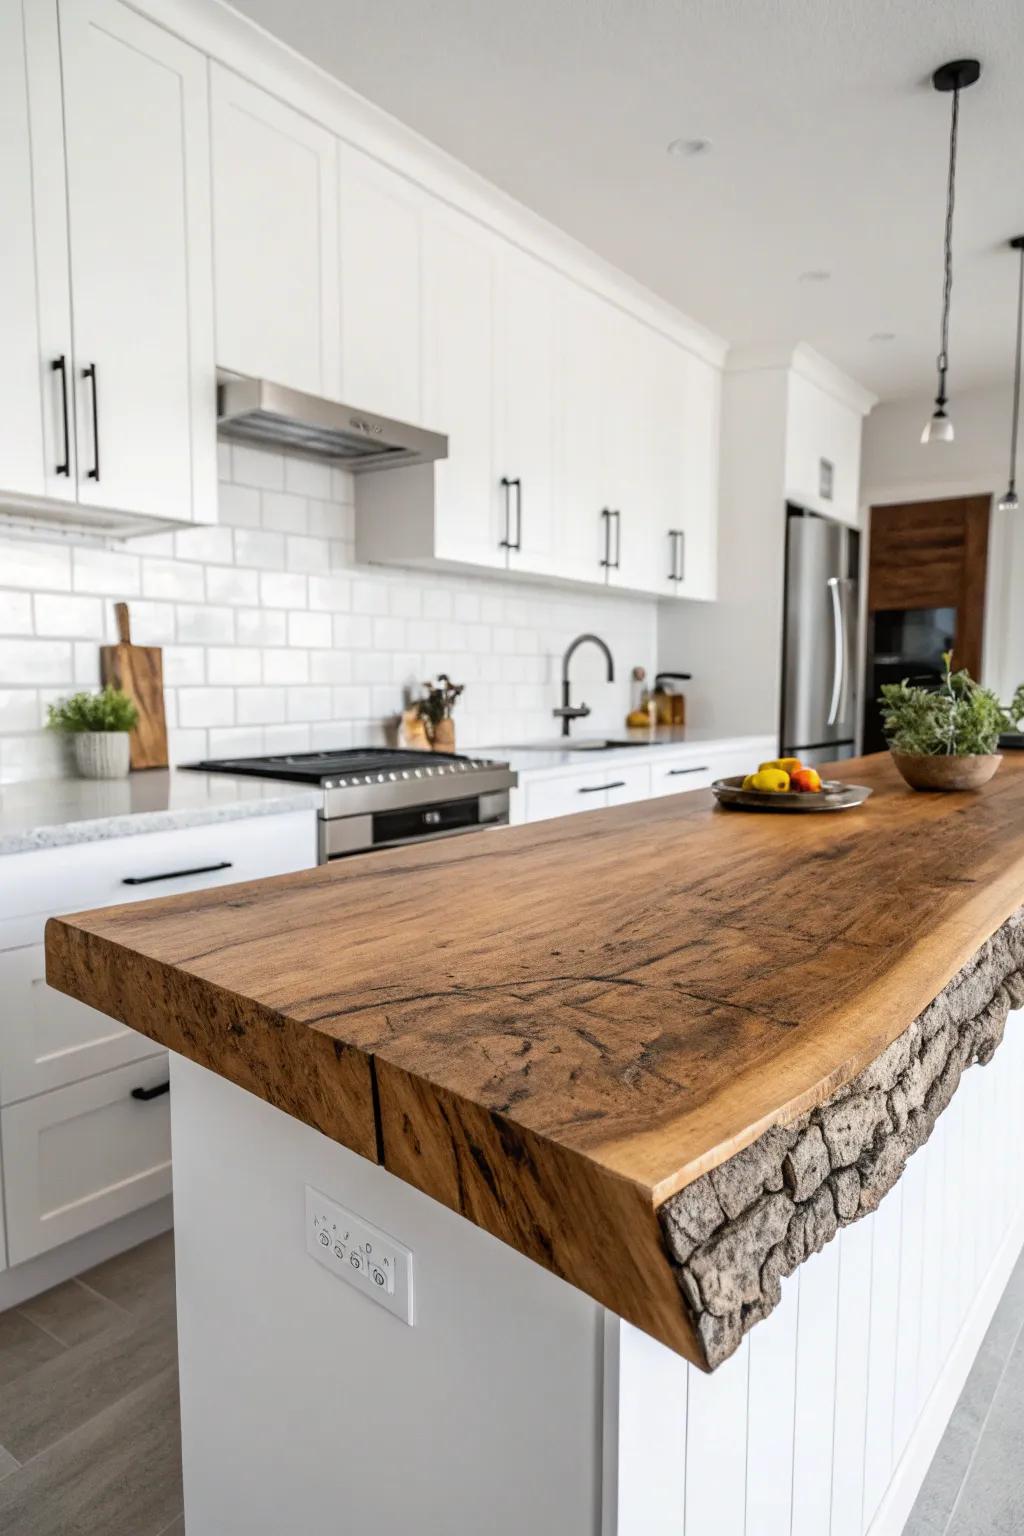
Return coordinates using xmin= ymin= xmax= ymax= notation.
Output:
xmin=890 ymin=751 xmax=1002 ymax=792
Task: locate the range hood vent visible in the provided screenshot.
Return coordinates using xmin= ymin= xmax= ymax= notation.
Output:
xmin=217 ymin=376 xmax=447 ymax=474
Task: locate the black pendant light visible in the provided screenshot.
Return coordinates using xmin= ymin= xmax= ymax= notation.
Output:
xmin=921 ymin=59 xmax=982 ymax=445
xmin=998 ymin=236 xmax=1024 ymax=512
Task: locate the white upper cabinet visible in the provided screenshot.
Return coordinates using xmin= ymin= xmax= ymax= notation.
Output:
xmin=0 ymin=0 xmax=215 ymax=528
xmin=420 ymin=207 xmax=504 ymax=569
xmin=0 ymin=0 xmax=75 ymax=506
xmin=60 ymin=0 xmax=215 ymax=524
xmin=337 ymin=144 xmax=422 ymax=425
xmin=784 ymin=369 xmax=864 ymax=527
xmin=211 ymin=65 xmax=339 ymax=396
xmin=654 ymin=341 xmax=720 ymax=601
xmin=493 ymin=247 xmax=560 ymax=577
xmin=556 ymin=284 xmax=614 ymax=583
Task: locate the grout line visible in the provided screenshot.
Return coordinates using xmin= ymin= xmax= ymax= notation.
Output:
xmin=11 ymin=1309 xmax=70 ymax=1352
xmin=72 ymin=1277 xmax=142 ymax=1324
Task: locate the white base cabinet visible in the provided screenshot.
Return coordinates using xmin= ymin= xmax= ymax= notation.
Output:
xmin=0 ymin=807 xmax=316 ymax=1283
xmin=169 ymin=1017 xmax=1024 ymax=1535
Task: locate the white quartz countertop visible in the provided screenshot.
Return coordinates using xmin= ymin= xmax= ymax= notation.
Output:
xmin=475 ymin=728 xmax=776 ymax=779
xmin=0 ymin=771 xmax=320 ymax=856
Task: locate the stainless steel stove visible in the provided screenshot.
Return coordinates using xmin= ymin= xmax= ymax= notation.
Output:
xmin=183 ymin=748 xmax=516 ymax=862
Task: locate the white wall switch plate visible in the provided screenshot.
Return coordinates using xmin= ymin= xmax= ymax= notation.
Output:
xmin=305 ymin=1185 xmax=414 ymax=1325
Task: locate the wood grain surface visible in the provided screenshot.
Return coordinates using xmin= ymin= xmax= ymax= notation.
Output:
xmin=44 ymin=752 xmax=1024 ymax=1363
xmin=99 ymin=604 xmax=168 ymax=771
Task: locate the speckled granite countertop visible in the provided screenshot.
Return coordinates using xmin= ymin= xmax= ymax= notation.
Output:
xmin=0 ymin=772 xmax=319 ymax=855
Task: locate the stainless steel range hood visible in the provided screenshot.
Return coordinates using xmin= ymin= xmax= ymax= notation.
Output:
xmin=217 ymin=376 xmax=447 ymax=474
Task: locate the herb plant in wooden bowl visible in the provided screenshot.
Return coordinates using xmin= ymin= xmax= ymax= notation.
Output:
xmin=880 ymin=653 xmax=1007 ymax=791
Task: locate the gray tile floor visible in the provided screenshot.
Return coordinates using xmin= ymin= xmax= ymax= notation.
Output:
xmin=0 ymin=1232 xmax=182 ymax=1535
xmin=905 ymin=1246 xmax=1024 ymax=1535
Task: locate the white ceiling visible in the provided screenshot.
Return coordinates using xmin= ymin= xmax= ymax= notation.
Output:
xmin=228 ymin=0 xmax=1023 ymax=402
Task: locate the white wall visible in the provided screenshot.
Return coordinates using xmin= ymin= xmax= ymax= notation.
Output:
xmin=0 ymin=444 xmax=657 ymax=783
xmin=658 ymin=369 xmax=788 ymax=738
xmin=861 ymin=383 xmax=1021 ymax=705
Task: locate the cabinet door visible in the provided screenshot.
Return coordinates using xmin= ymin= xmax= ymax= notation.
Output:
xmin=654 ymin=340 xmax=719 ymax=602
xmin=211 ymin=64 xmax=339 ymax=396
xmin=557 ymin=285 xmax=613 ymax=585
xmin=59 ymin=0 xmax=215 ymax=523
xmin=2 ymin=1053 xmax=171 ymax=1264
xmin=0 ymin=943 xmax=158 ymax=1105
xmin=784 ymin=371 xmax=862 ymax=526
xmin=0 ymin=0 xmax=75 ymax=504
xmin=338 ymin=143 xmax=422 ymax=425
xmin=494 ymin=247 xmax=560 ymax=577
xmin=607 ymin=318 xmax=663 ymax=595
xmin=604 ymin=764 xmax=652 ymax=806
xmin=421 ymin=208 xmax=503 ymax=568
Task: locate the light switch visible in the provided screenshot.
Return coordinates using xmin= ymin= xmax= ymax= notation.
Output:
xmin=305 ymin=1186 xmax=413 ymax=1324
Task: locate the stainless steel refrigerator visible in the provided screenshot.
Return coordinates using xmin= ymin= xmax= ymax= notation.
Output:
xmin=781 ymin=507 xmax=861 ymax=768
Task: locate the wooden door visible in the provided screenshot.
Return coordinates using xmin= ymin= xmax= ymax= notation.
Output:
xmin=867 ymin=495 xmax=991 ymax=677
xmin=60 ymin=0 xmax=215 ymax=523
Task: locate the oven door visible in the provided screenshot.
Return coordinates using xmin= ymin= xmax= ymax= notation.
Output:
xmin=318 ymin=792 xmax=510 ymax=862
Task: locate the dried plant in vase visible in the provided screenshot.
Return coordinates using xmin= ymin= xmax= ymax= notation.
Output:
xmin=415 ymin=674 xmax=464 ymax=753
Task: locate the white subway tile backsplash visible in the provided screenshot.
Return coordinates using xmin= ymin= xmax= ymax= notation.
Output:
xmin=0 ymin=450 xmax=657 ymax=783
xmin=261 ymin=491 xmax=308 ymax=534
xmin=236 ymin=686 xmax=285 ymax=726
xmin=174 ymin=524 xmax=236 ymax=565
xmin=178 ymin=687 xmax=235 ymax=728
xmin=236 ymin=608 xmax=287 ymax=647
xmin=288 ymin=611 xmax=331 ymax=649
xmin=259 ymin=571 xmax=307 ymax=609
xmin=284 ymin=456 xmax=332 ymax=499
xmin=72 ymin=546 xmax=141 ymax=596
xmin=263 ymin=647 xmax=309 ymax=685
xmin=232 ymin=444 xmax=285 ymax=491
xmin=142 ymin=557 xmax=205 ymax=603
xmin=207 ymin=646 xmax=262 ymax=685
xmin=206 ymin=566 xmax=260 ymax=607
xmin=0 ymin=592 xmax=33 ymax=635
xmin=0 ymin=638 xmax=73 ymax=685
xmin=235 ymin=529 xmax=285 ymax=571
xmin=34 ymin=593 xmax=104 ymax=639
xmin=0 ymin=538 xmax=71 ymax=592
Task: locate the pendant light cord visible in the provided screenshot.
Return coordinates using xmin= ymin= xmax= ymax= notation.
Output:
xmin=936 ymin=85 xmax=961 ymax=389
xmin=1010 ymin=244 xmax=1024 ymax=495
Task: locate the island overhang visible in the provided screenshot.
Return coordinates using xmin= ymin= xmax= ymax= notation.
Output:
xmin=44 ymin=752 xmax=1024 ymax=1369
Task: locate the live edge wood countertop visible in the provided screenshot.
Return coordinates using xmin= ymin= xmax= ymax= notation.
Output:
xmin=45 ymin=752 xmax=1024 ymax=1367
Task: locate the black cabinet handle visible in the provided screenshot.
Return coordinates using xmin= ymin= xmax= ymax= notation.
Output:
xmin=578 ymin=781 xmax=626 ymax=794
xmin=131 ymin=1080 xmax=170 ymax=1102
xmin=122 ymin=860 xmax=233 ymax=886
xmin=600 ymin=508 xmax=614 ymax=569
xmin=499 ymin=477 xmax=522 ymax=551
xmin=667 ymin=765 xmax=708 ymax=776
xmin=612 ymin=509 xmax=622 ymax=570
xmin=52 ymin=357 xmax=70 ymax=476
xmin=83 ymin=363 xmax=100 ymax=480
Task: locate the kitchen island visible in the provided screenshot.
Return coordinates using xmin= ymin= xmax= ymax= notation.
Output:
xmin=44 ymin=753 xmax=1024 ymax=1535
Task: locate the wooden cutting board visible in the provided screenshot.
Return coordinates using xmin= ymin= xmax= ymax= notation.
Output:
xmin=100 ymin=602 xmax=168 ymax=770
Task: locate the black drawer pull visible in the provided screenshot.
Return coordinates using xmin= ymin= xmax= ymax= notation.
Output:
xmin=667 ymin=765 xmax=709 ymax=776
xmin=122 ymin=860 xmax=233 ymax=886
xmin=578 ymin=781 xmax=626 ymax=794
xmin=52 ymin=356 xmax=70 ymax=475
xmin=83 ymin=362 xmax=100 ymax=480
xmin=131 ymin=1080 xmax=169 ymax=1102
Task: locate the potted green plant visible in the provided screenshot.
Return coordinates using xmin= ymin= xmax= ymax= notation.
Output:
xmin=879 ymin=653 xmax=1007 ymax=791
xmin=47 ymin=686 xmax=139 ymax=780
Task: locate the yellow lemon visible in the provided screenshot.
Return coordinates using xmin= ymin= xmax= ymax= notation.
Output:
xmin=750 ymin=768 xmax=790 ymax=793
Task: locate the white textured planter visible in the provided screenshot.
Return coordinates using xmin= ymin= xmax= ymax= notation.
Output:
xmin=72 ymin=731 xmax=131 ymax=780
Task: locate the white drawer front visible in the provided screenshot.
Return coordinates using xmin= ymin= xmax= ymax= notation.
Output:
xmin=524 ymin=768 xmax=614 ymax=823
xmin=0 ymin=808 xmax=315 ymax=941
xmin=1 ymin=1054 xmax=171 ymax=1264
xmin=649 ymin=755 xmax=717 ymax=798
xmin=604 ymin=764 xmax=652 ymax=807
xmin=0 ymin=943 xmax=158 ymax=1105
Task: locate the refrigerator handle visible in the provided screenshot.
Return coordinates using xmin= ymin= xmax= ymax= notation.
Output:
xmin=827 ymin=576 xmax=844 ymax=727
